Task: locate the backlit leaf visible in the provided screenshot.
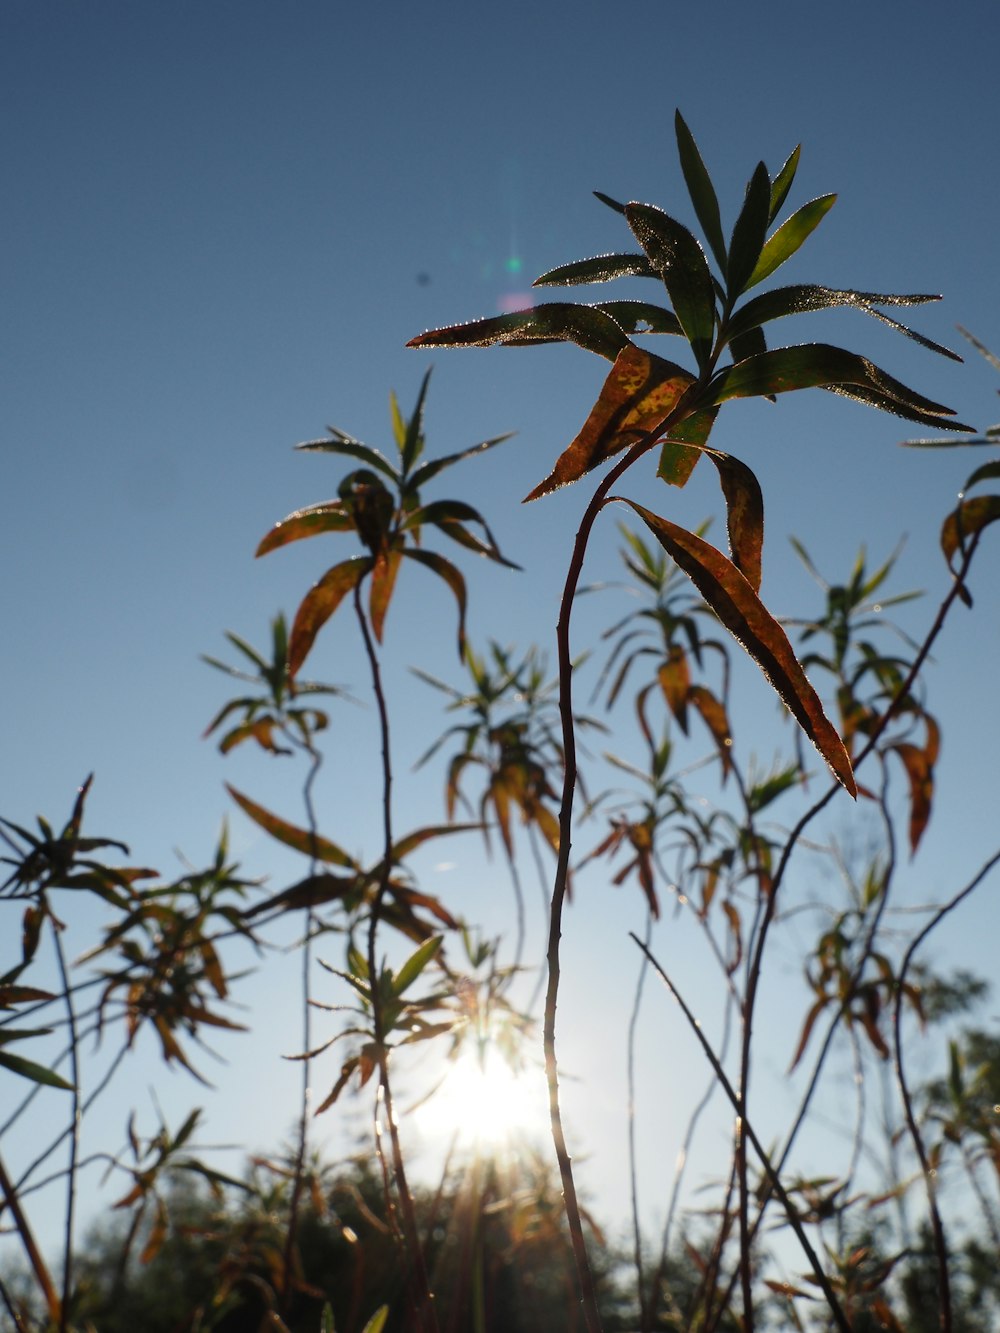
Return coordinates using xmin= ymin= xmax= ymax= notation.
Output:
xmin=525 ymin=344 xmax=695 ymax=501
xmin=226 ymin=786 xmax=358 ymax=867
xmin=612 ymin=500 xmax=856 ymax=795
xmin=727 ymin=162 xmax=771 ymax=299
xmin=288 ymin=556 xmax=371 ymax=676
xmin=687 ymin=684 xmax=733 ymax=778
xmin=940 ymin=495 xmax=1000 ymax=603
xmin=407 ymin=303 xmax=629 ymax=362
xmin=746 ymin=194 xmax=837 ymax=289
xmin=657 ymin=407 xmax=716 ymax=488
xmin=768 ymin=145 xmax=801 ymax=222
xmin=593 ymin=301 xmax=683 ymax=336
xmin=393 ymin=936 xmax=442 ymax=997
xmin=625 ymin=203 xmax=716 ymax=368
xmin=533 ymin=253 xmax=657 ymax=286
xmin=406 ymin=431 xmax=515 ymax=492
xmin=674 ymin=111 xmax=727 ymax=273
xmin=401 ymin=368 xmax=431 ymax=473
xmin=703 ymin=343 xmax=971 ymax=431
xmin=0 ymin=1050 xmax=74 ymax=1090
xmin=296 ymin=436 xmax=401 ymax=485
xmin=369 ymin=546 xmax=402 ymax=643
xmin=889 ymin=740 xmax=935 ymax=855
xmin=705 ymin=450 xmax=765 ymax=592
xmin=402 ymin=547 xmax=468 ymax=659
xmin=401 ymin=499 xmax=520 ymax=568
xmin=963 ymin=460 xmax=1000 ymax=491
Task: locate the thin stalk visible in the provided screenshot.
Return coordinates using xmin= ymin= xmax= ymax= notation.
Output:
xmin=892 ymin=845 xmax=1000 ymax=1333
xmin=546 ymin=408 xmax=693 ymax=1333
xmin=627 ymin=909 xmax=652 ymax=1330
xmin=48 ymin=900 xmax=80 ymax=1333
xmin=0 ymin=1274 xmax=28 ymax=1333
xmin=281 ymin=739 xmax=322 ymax=1314
xmin=632 ymin=935 xmax=852 ymax=1333
xmin=354 ymin=582 xmax=439 ymax=1333
xmin=0 ymin=1154 xmax=60 ymax=1327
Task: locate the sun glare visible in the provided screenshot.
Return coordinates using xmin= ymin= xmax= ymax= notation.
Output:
xmin=414 ymin=1049 xmax=547 ymax=1150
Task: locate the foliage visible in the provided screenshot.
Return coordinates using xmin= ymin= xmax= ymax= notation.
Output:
xmin=2 ymin=117 xmax=1000 ymax=1333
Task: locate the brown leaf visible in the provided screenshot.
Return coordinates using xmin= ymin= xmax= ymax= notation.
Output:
xmin=657 ymin=646 xmax=690 ymax=727
xmin=524 ymin=344 xmax=695 ymax=501
xmin=288 ymin=556 xmax=372 ymax=676
xmin=613 ymin=500 xmax=856 ymax=795
xmin=705 ymin=450 xmax=764 ymax=592
xmin=687 ymin=685 xmax=733 ymax=778
xmin=888 ymin=741 xmax=934 ymax=856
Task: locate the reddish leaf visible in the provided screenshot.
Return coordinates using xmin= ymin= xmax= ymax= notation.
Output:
xmin=888 ymin=741 xmax=935 ymax=855
xmin=369 ymin=545 xmax=403 ymax=643
xmin=255 ymin=502 xmax=353 ymax=557
xmin=705 ymin=450 xmax=764 ymax=592
xmin=226 ymin=786 xmax=359 ymax=867
xmin=657 ymin=646 xmax=690 ymax=726
xmin=289 ymin=556 xmax=372 ymax=676
xmin=525 ymin=344 xmax=695 ymax=501
xmin=940 ymin=495 xmax=1000 ymax=603
xmin=612 ymin=500 xmax=856 ymax=795
xmin=687 ymin=684 xmax=733 ymax=778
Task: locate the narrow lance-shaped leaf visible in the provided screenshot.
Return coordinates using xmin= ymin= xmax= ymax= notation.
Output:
xmin=593 ymin=301 xmax=683 ymax=337
xmin=288 ymin=556 xmax=372 ymax=676
xmin=625 ymin=203 xmax=716 ymax=369
xmin=727 ymin=162 xmax=771 ymax=300
xmin=657 ymin=407 xmax=716 ymax=488
xmin=533 ymin=253 xmax=657 ymax=287
xmin=0 ymin=1050 xmax=74 ymax=1090
xmin=225 ymin=785 xmax=359 ymax=867
xmin=610 ymin=499 xmax=856 ymax=795
xmin=406 ymin=430 xmax=515 ymax=492
xmin=746 ymin=194 xmax=837 ymax=290
xmin=407 ymin=303 xmax=630 ymax=362
xmin=401 ymin=367 xmax=431 ymax=473
xmin=525 ymin=344 xmax=695 ymax=501
xmin=704 ymin=449 xmax=765 ymax=592
xmin=940 ymin=495 xmax=1000 ymax=603
xmin=401 ymin=499 xmax=521 ymax=568
xmin=393 ymin=936 xmax=442 ymax=997
xmin=296 ymin=434 xmax=401 ymax=485
xmin=674 ymin=110 xmax=727 ymax=274
xmin=768 ymin=144 xmax=801 ymax=222
xmin=368 ymin=545 xmax=403 ymax=644
xmin=702 ymin=343 xmax=972 ymax=432
xmin=402 ymin=547 xmax=468 ymax=660
xmin=256 ymin=502 xmax=353 ymax=557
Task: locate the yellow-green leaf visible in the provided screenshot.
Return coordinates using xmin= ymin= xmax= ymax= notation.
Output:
xmin=226 ymin=786 xmax=359 ymax=867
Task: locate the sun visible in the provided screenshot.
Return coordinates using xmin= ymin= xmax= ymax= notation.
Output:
xmin=413 ymin=1047 xmax=548 ymax=1150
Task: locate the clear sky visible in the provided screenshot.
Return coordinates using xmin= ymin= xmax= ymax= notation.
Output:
xmin=3 ymin=0 xmax=1000 ymax=1266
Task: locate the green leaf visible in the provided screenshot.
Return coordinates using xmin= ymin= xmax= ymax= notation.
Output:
xmin=393 ymin=936 xmax=443 ymax=997
xmin=746 ymin=194 xmax=836 ymax=289
xmin=705 ymin=450 xmax=765 ymax=592
xmin=401 ymin=368 xmax=431 ymax=473
xmin=226 ymin=785 xmax=359 ymax=867
xmin=296 ymin=435 xmax=401 ymax=485
xmin=288 ymin=556 xmax=372 ymax=676
xmin=406 ymin=431 xmax=515 ymax=492
xmin=256 ymin=502 xmax=353 ymax=557
xmin=768 ymin=145 xmax=801 ymax=222
xmin=361 ymin=1308 xmax=389 ymax=1333
xmin=611 ymin=500 xmax=856 ymax=795
xmin=703 ymin=342 xmax=971 ymax=431
xmin=389 ymin=389 xmax=407 ymax=451
xmin=657 ymin=407 xmax=716 ymax=488
xmin=407 ymin=303 xmax=629 ymax=362
xmin=402 ymin=547 xmax=468 ymax=659
xmin=525 ymin=344 xmax=695 ymax=501
xmin=674 ymin=111 xmax=727 ymax=274
xmin=728 ymin=285 xmax=958 ymax=361
xmin=962 ymin=460 xmax=1000 ymax=491
xmin=533 ymin=253 xmax=657 ymax=286
xmin=625 ymin=203 xmax=716 ymax=368
xmin=727 ymin=162 xmax=771 ymax=299
xmin=401 ymin=499 xmax=520 ymax=568
xmin=593 ymin=301 xmax=683 ymax=337
xmin=0 ymin=1050 xmax=74 ymax=1090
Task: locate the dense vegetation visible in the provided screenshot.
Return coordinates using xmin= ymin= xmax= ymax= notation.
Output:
xmin=3 ymin=115 xmax=999 ymax=1332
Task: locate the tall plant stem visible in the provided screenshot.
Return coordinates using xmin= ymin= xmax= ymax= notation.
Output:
xmin=0 ymin=1154 xmax=60 ymax=1327
xmin=48 ymin=901 xmax=80 ymax=1333
xmin=354 ymin=583 xmax=439 ymax=1333
xmin=546 ymin=408 xmax=691 ymax=1333
xmin=281 ymin=743 xmax=322 ymax=1313
xmin=632 ymin=936 xmax=852 ymax=1333
xmin=731 ymin=529 xmax=984 ymax=1326
xmin=892 ymin=845 xmax=1000 ymax=1333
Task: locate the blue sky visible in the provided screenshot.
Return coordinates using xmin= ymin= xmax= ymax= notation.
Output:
xmin=3 ymin=0 xmax=1000 ymax=1264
